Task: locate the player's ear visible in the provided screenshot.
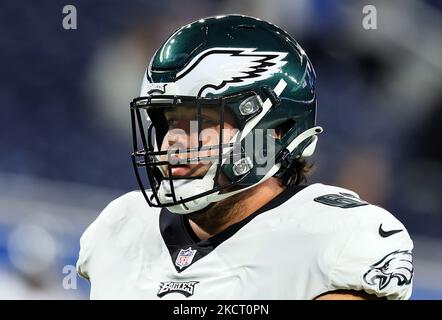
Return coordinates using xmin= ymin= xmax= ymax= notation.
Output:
xmin=274 ymin=119 xmax=297 ymax=140
xmin=274 ymin=127 xmax=283 ymax=139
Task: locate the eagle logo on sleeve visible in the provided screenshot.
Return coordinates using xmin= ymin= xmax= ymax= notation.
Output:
xmin=363 ymin=250 xmax=413 ymax=290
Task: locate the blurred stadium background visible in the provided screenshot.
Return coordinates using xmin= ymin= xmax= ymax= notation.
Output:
xmin=0 ymin=0 xmax=441 ymax=299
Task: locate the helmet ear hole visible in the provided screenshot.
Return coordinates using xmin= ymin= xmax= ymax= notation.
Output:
xmin=275 ymin=119 xmax=296 ymax=140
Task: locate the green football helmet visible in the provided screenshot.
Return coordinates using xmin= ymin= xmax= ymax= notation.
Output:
xmin=131 ymin=15 xmax=323 ymax=214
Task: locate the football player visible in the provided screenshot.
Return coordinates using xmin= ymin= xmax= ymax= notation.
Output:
xmin=77 ymin=15 xmax=413 ymax=300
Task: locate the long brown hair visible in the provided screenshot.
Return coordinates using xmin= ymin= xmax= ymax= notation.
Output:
xmin=277 ymin=158 xmax=315 ymax=186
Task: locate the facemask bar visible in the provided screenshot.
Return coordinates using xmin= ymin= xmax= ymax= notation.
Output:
xmin=130 ymin=92 xmax=259 ymax=209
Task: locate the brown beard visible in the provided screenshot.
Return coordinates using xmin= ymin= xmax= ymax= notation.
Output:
xmin=186 ymin=190 xmax=249 ymax=235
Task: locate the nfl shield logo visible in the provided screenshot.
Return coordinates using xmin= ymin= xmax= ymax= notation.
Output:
xmin=175 ymin=247 xmax=197 ymax=269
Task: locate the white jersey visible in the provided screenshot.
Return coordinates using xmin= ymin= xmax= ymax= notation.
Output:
xmin=76 ymin=183 xmax=413 ymax=300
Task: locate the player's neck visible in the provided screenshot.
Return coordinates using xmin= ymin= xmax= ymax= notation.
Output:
xmin=187 ymin=178 xmax=285 ymax=241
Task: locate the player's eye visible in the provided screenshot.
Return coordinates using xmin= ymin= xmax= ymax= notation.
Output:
xmin=201 ymin=118 xmax=217 ymax=128
xmin=167 ymin=119 xmax=178 ymax=128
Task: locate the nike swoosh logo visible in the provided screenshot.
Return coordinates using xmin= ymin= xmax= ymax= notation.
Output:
xmin=379 ymin=224 xmax=404 ymax=238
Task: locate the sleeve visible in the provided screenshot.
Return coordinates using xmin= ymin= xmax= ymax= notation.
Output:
xmin=75 ymin=191 xmax=144 ymax=282
xmin=75 ymin=195 xmax=125 ymax=281
xmin=328 ymin=206 xmax=414 ymax=300
xmin=76 ymin=219 xmax=99 ymax=281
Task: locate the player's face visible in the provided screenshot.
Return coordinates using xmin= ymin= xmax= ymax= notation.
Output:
xmin=160 ymin=106 xmax=238 ymax=178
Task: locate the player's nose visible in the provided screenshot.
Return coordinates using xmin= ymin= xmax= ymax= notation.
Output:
xmin=164 ymin=128 xmax=189 ymax=150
